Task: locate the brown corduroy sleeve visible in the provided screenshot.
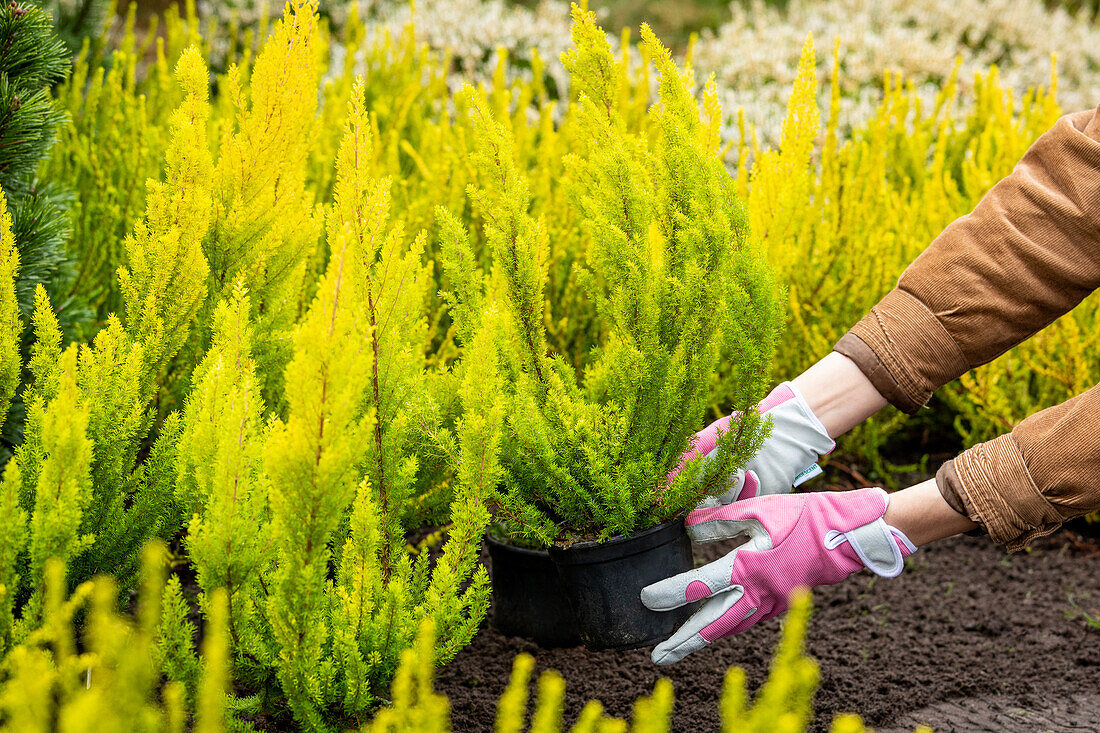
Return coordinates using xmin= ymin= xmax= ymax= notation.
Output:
xmin=936 ymin=384 xmax=1100 ymax=551
xmin=832 ymin=104 xmax=1100 ymax=551
xmin=835 ymin=105 xmax=1100 ymax=413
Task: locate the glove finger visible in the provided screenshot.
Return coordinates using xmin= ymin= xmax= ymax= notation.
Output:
xmin=668 ymin=417 xmax=733 ymax=483
xmin=650 ymin=589 xmax=750 ymax=666
xmin=687 ymin=415 xmax=732 ymax=462
xmin=686 ymin=470 xmax=761 ymax=543
xmin=640 ymin=547 xmax=744 ymax=612
xmin=685 ymin=475 xmax=768 ymax=546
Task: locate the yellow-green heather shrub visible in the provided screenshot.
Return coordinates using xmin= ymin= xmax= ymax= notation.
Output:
xmin=945 ymin=297 xmax=1100 ymax=448
xmin=163 ymin=71 xmax=499 ymax=730
xmin=48 ymin=0 xmax=1093 ymax=481
xmin=7 ymin=5 xmax=496 ymax=726
xmin=45 ymin=3 xmax=183 ymax=328
xmin=0 ymin=464 xmax=21 ymax=658
xmin=0 ymin=34 xmax=216 ymax=669
xmin=2 ymin=554 xmax=902 ymax=733
xmin=0 ymin=193 xmax=20 ymax=433
xmin=441 ymin=7 xmax=781 ymax=545
xmin=7 ymin=6 xmax=1090 ymax=731
xmin=0 ymin=545 xmax=226 ymax=733
xmin=0 ymin=40 xmax=216 ymax=626
xmin=22 ymin=348 xmax=93 ymax=628
xmin=174 ymin=283 xmax=269 ymax=658
xmin=197 ymin=1 xmax=327 ymax=408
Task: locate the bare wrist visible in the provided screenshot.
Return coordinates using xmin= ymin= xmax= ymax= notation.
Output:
xmin=883 ymin=478 xmax=978 ymax=546
xmin=791 ymin=352 xmax=888 ymax=438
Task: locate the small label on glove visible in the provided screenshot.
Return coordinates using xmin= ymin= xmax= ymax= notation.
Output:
xmin=792 ymin=463 xmax=823 ymax=487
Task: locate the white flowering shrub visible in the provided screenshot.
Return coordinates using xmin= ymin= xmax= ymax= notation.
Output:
xmin=693 ymin=0 xmax=1100 ymax=145
xmin=371 ymin=0 xmax=575 ymax=94
xmin=198 ymin=0 xmax=576 ymax=94
xmin=201 ymin=0 xmax=1099 ymax=146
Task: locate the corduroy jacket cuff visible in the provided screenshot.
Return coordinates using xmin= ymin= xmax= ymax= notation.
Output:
xmin=834 ymin=288 xmax=969 ymax=415
xmin=946 ymin=434 xmax=1066 ymax=552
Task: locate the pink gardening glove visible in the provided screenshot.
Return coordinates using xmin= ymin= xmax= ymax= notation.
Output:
xmin=672 ymin=383 xmax=836 ymax=543
xmin=641 ymin=487 xmax=916 ymax=665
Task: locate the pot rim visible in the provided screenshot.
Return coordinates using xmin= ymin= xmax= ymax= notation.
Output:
xmin=485 ymin=532 xmax=551 ymax=558
xmin=547 ymin=518 xmax=685 ymax=565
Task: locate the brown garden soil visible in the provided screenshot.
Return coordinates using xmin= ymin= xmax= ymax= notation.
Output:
xmin=437 ymin=514 xmax=1100 ymax=731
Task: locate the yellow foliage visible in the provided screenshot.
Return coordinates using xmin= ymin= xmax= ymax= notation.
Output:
xmin=205 ymin=0 xmax=326 ymax=404
xmin=117 ymin=45 xmax=213 ymax=392
xmin=53 ymin=1 xmax=1081 ymax=479
xmin=741 ymin=35 xmax=1062 ymax=471
xmin=0 ymin=545 xmax=225 ymax=733
xmin=22 ymin=6 xmax=1093 ymax=729
xmin=45 ymin=3 xmax=180 ymax=323
xmin=0 ymin=192 xmax=20 ymax=431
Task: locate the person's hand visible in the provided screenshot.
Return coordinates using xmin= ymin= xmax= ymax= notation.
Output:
xmin=640 ymin=487 xmax=916 ymax=665
xmin=675 ymin=382 xmax=835 ymax=542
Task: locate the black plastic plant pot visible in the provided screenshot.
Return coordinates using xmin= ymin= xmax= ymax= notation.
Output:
xmin=486 ymin=534 xmax=582 ymax=648
xmin=547 ymin=519 xmax=697 ymax=652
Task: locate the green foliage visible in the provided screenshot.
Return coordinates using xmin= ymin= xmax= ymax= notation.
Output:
xmin=442 ymin=6 xmax=780 ymax=544
xmin=164 ymin=53 xmax=497 ymax=730
xmin=40 ymin=0 xmax=1089 ymax=489
xmin=0 ymin=4 xmax=68 ymax=204
xmin=154 ymin=575 xmax=201 ymax=704
xmin=257 ymin=77 xmax=493 ymax=729
xmin=0 ymin=461 xmax=23 ymax=657
xmin=0 ymin=1 xmax=76 ymax=453
xmin=0 ymin=544 xmax=226 ymax=733
xmin=44 ymin=2 xmax=186 ymax=331
xmin=196 ymin=587 xmax=229 ymax=733
xmin=741 ymin=38 xmax=1062 ymax=478
xmin=0 ymin=32 xmax=216 ymax=649
xmin=360 ymin=620 xmax=452 ymax=733
xmin=264 ymin=127 xmax=378 ymax=726
xmin=176 ymin=284 xmax=269 ymax=663
xmin=39 ymin=0 xmax=113 ymax=54
xmin=58 ymin=43 xmax=212 ymax=585
xmin=1 ymin=3 xmax=1084 ymax=731
xmin=0 ymin=194 xmax=22 ymax=437
xmin=197 ymin=0 xmax=325 ymax=411
xmin=22 ymin=347 xmax=93 ymax=627
xmin=0 ymin=4 xmax=499 ymax=729
xmin=116 ymin=44 xmax=211 ymax=399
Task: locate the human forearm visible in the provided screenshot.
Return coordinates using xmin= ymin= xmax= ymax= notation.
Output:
xmin=837 ymin=106 xmax=1100 ymax=415
xmin=940 ymin=383 xmax=1100 ymax=552
xmin=790 ymin=355 xmax=979 ymax=544
xmin=883 ymin=478 xmax=977 ymax=546
xmin=791 ymin=351 xmax=888 ymax=438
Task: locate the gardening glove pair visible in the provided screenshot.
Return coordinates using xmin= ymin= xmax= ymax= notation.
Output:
xmin=677 ymin=382 xmax=835 ymax=543
xmin=641 ymin=487 xmax=916 ymax=665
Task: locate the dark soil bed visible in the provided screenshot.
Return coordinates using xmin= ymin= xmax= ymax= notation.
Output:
xmin=437 ymin=524 xmax=1100 ymax=731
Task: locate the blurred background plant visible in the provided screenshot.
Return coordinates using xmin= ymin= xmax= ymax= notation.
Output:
xmin=691 ymin=0 xmax=1100 ymax=147
xmin=38 ymin=0 xmax=1100 ymax=480
xmin=0 ymin=0 xmax=1091 ymax=729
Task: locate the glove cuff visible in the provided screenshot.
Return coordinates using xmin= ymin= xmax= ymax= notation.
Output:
xmin=823 ymin=491 xmax=917 ymax=578
xmin=747 ymin=381 xmax=836 ymax=494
